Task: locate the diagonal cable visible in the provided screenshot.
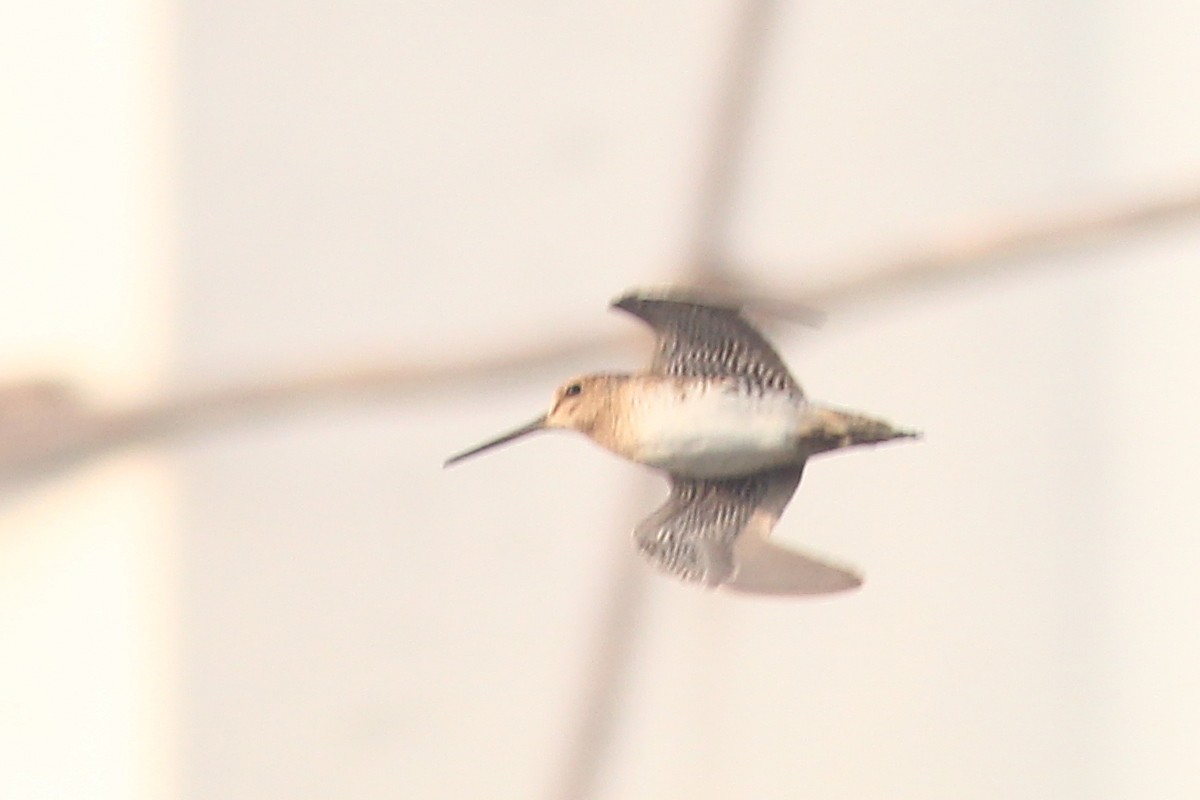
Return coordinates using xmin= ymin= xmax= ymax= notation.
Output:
xmin=1 ymin=185 xmax=1198 ymax=491
xmin=547 ymin=3 xmax=784 ymax=799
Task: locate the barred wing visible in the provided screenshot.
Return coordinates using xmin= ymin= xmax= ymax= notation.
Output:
xmin=612 ymin=293 xmax=802 ymax=396
xmin=633 ymin=466 xmax=861 ymax=596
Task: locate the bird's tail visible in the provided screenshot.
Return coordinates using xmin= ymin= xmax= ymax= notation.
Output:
xmin=797 ymin=404 xmax=919 ymax=457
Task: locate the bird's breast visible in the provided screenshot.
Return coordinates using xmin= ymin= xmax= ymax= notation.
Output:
xmin=619 ymin=381 xmax=805 ymax=478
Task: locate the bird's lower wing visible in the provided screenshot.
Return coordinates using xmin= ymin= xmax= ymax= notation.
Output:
xmin=634 ymin=466 xmax=861 ymax=597
xmin=727 ymin=534 xmax=861 ymax=595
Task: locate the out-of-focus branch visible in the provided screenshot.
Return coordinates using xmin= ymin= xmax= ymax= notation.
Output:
xmin=685 ymin=0 xmax=780 ymax=284
xmin=2 ymin=182 xmax=1199 ymax=489
xmin=550 ymin=4 xmax=784 ymax=799
xmin=0 ymin=332 xmax=625 ymax=487
xmin=547 ymin=536 xmax=649 ymax=800
xmin=799 ymin=185 xmax=1200 ymax=308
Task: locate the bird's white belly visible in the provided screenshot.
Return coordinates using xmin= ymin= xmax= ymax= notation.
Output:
xmin=628 ymin=386 xmax=803 ymax=478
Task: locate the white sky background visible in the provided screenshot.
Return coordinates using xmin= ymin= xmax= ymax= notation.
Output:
xmin=0 ymin=0 xmax=176 ymax=798
xmin=3 ymin=2 xmax=1200 ymax=799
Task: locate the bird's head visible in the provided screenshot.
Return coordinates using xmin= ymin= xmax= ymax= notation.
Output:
xmin=544 ymin=375 xmax=622 ymax=434
xmin=444 ymin=374 xmax=625 ymax=466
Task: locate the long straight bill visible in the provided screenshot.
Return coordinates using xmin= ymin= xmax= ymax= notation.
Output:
xmin=443 ymin=415 xmax=548 ymax=467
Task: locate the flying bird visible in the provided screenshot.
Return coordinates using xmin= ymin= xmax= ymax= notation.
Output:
xmin=445 ymin=290 xmax=916 ymax=596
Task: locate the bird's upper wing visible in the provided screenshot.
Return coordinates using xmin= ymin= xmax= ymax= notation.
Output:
xmin=633 ymin=466 xmax=861 ymax=596
xmin=612 ymin=292 xmax=802 ymax=396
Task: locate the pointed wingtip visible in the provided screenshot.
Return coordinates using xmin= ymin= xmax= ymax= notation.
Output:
xmin=610 ymin=287 xmax=695 ymax=311
xmin=611 ymin=286 xmax=825 ymax=327
xmin=609 ymin=291 xmax=639 ymax=311
xmin=726 ymin=533 xmax=865 ymax=597
xmin=612 ymin=286 xmax=739 ymax=310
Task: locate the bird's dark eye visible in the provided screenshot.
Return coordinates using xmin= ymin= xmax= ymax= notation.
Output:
xmin=564 ymin=383 xmax=582 ymax=397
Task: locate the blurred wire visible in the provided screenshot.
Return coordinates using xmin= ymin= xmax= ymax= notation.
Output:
xmin=0 ymin=0 xmax=1196 ymax=790
xmin=799 ymin=184 xmax=1200 ymax=308
xmin=546 ymin=543 xmax=650 ymax=800
xmin=686 ymin=0 xmax=780 ymax=283
xmin=5 ymin=3 xmax=1199 ymax=799
xmin=548 ymin=2 xmax=784 ymax=796
xmin=2 ymin=184 xmax=1198 ymax=491
xmin=0 ymin=332 xmax=621 ymax=489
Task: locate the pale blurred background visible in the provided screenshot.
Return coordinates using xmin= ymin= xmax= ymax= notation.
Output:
xmin=3 ymin=1 xmax=1200 ymax=798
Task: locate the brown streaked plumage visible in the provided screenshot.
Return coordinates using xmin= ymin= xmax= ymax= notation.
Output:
xmin=445 ymin=289 xmax=917 ymax=597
